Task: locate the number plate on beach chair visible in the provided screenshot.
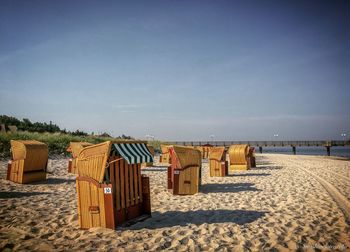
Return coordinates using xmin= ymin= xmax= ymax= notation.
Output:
xmin=104 ymin=187 xmax=112 ymax=194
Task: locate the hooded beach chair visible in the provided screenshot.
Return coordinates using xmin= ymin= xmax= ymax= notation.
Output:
xmin=228 ymin=144 xmax=251 ymax=172
xmin=248 ymin=147 xmax=256 ymax=168
xmin=159 ymin=144 xmax=171 ymax=164
xmin=194 ymin=146 xmax=203 ymax=158
xmin=67 ymin=142 xmax=93 ymax=174
xmin=141 ymin=145 xmax=155 ymax=168
xmin=7 ymin=140 xmax=48 ymax=184
xmin=209 ymin=147 xmax=228 ymax=177
xmin=195 ymin=144 xmax=213 ymax=159
xmin=202 ymin=144 xmax=213 ymax=159
xmin=167 ymin=145 xmax=202 ymax=195
xmin=75 ymin=141 xmax=153 ymax=229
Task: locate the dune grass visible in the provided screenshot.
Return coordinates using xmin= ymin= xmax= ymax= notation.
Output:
xmin=0 ymin=132 xmax=163 ymax=158
xmin=0 ymin=132 xmax=117 ymax=158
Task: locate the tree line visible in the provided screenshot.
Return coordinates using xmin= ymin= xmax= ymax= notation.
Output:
xmin=0 ymin=115 xmax=133 ymax=139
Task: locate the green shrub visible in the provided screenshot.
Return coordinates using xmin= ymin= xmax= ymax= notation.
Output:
xmin=0 ymin=131 xmax=167 ymax=158
xmin=147 ymin=140 xmax=162 ymax=153
xmin=0 ymin=131 xmax=116 ymax=158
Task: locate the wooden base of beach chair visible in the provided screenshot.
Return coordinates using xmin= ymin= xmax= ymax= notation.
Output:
xmin=229 ymin=164 xmax=250 ymax=172
xmin=76 ymin=175 xmax=151 ymax=229
xmin=167 ymin=166 xmax=199 ymax=195
xmin=76 ymin=177 xmax=115 ymax=229
xmin=210 ymin=161 xmax=228 ymax=177
xmin=7 ymin=160 xmax=47 ymax=184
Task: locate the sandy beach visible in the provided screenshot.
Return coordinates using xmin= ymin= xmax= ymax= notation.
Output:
xmin=1 ymin=154 xmax=349 ymax=251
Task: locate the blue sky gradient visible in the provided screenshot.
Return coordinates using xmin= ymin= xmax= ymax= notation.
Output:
xmin=1 ymin=0 xmax=349 ymax=140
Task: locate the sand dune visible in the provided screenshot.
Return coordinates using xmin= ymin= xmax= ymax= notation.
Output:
xmin=0 ymin=154 xmax=349 ymax=251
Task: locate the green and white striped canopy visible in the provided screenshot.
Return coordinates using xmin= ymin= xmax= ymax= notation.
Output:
xmin=111 ymin=143 xmax=153 ymax=164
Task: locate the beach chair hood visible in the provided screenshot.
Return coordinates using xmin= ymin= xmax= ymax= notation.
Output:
xmin=209 ymin=147 xmax=225 ymax=161
xmin=169 ymin=145 xmax=201 ymax=169
xmin=77 ymin=141 xmax=153 ymax=183
xmin=111 ymin=142 xmax=154 ymax=164
xmin=10 ymin=140 xmax=48 ymax=161
xmin=67 ymin=142 xmax=93 ymax=158
xmin=229 ymin=144 xmax=250 ymax=165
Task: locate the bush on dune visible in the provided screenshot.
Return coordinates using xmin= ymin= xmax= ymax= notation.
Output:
xmin=0 ymin=131 xmax=116 ymax=158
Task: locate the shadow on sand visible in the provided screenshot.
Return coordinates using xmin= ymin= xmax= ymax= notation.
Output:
xmin=0 ymin=191 xmax=52 ymax=199
xmin=32 ymin=178 xmax=75 ymax=185
xmin=201 ymin=183 xmax=261 ymax=193
xmin=255 ymin=161 xmax=273 ymax=166
xmin=254 ymin=165 xmax=283 ymax=170
xmin=228 ymin=173 xmax=271 ymax=177
xmin=128 ymin=209 xmax=268 ymax=230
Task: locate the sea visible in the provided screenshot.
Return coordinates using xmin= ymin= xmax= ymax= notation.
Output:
xmin=255 ymin=146 xmax=350 ymax=158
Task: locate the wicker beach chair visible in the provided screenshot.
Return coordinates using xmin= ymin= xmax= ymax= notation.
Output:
xmin=167 ymin=145 xmax=202 ymax=195
xmin=75 ymin=140 xmax=153 ymax=229
xmin=202 ymin=144 xmax=213 ymax=159
xmin=66 ymin=142 xmax=93 ymax=174
xmin=195 ymin=144 xmax=213 ymax=159
xmin=228 ymin=144 xmax=251 ymax=172
xmin=248 ymin=147 xmax=256 ymax=168
xmin=7 ymin=140 xmax=48 ymax=184
xmin=160 ymin=144 xmax=171 ymax=164
xmin=209 ymin=147 xmax=228 ymax=177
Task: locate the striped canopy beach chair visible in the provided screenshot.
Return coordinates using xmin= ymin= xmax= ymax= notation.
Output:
xmin=167 ymin=145 xmax=202 ymax=195
xmin=209 ymin=147 xmax=228 ymax=177
xmin=7 ymin=140 xmax=48 ymax=184
xmin=75 ymin=140 xmax=153 ymax=229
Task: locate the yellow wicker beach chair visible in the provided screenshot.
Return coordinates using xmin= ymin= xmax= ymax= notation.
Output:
xmin=194 ymin=146 xmax=203 ymax=158
xmin=228 ymin=144 xmax=251 ymax=172
xmin=248 ymin=147 xmax=256 ymax=168
xmin=195 ymin=145 xmax=213 ymax=159
xmin=167 ymin=145 xmax=201 ymax=195
xmin=66 ymin=142 xmax=93 ymax=174
xmin=160 ymin=144 xmax=171 ymax=164
xmin=7 ymin=140 xmax=48 ymax=184
xmin=141 ymin=145 xmax=155 ymax=168
xmin=209 ymin=147 xmax=228 ymax=177
xmin=75 ymin=140 xmax=153 ymax=229
xmin=202 ymin=144 xmax=213 ymax=159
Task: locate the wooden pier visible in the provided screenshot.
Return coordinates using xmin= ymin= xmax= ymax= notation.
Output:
xmin=165 ymin=140 xmax=350 ymax=156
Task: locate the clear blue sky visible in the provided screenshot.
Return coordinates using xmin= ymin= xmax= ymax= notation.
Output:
xmin=1 ymin=0 xmax=349 ymax=141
